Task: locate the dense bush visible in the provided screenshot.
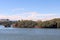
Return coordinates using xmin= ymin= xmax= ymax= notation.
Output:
xmin=1 ymin=18 xmax=60 ymax=28
xmin=13 ymin=20 xmax=37 ymax=28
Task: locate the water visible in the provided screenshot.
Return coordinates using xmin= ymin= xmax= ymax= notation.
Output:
xmin=0 ymin=25 xmax=13 ymax=29
xmin=0 ymin=26 xmax=60 ymax=40
xmin=0 ymin=25 xmax=5 ymax=28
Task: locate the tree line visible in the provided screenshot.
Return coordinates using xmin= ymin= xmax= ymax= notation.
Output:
xmin=12 ymin=18 xmax=60 ymax=28
xmin=0 ymin=18 xmax=60 ymax=28
xmin=0 ymin=20 xmax=16 ymax=27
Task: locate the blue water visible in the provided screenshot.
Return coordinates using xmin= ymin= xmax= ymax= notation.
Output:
xmin=0 ymin=25 xmax=13 ymax=28
xmin=0 ymin=26 xmax=60 ymax=40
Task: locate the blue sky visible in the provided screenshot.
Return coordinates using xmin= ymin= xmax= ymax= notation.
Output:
xmin=0 ymin=0 xmax=60 ymax=21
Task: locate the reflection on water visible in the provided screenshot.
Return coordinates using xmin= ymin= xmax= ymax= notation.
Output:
xmin=0 ymin=25 xmax=4 ymax=28
xmin=0 ymin=26 xmax=60 ymax=40
xmin=0 ymin=25 xmax=13 ymax=29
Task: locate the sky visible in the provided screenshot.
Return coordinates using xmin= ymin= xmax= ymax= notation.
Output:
xmin=0 ymin=0 xmax=60 ymax=21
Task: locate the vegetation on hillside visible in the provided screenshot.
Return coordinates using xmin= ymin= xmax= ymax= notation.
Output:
xmin=0 ymin=18 xmax=60 ymax=28
xmin=12 ymin=18 xmax=60 ymax=28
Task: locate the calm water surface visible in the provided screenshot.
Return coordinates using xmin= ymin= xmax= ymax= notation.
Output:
xmin=0 ymin=26 xmax=60 ymax=40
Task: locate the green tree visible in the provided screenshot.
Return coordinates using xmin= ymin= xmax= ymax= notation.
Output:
xmin=36 ymin=20 xmax=43 ymax=28
xmin=13 ymin=20 xmax=37 ymax=28
xmin=52 ymin=18 xmax=60 ymax=28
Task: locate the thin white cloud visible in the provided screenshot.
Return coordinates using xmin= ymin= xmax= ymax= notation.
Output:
xmin=0 ymin=14 xmax=22 ymax=20
xmin=12 ymin=8 xmax=24 ymax=12
xmin=24 ymin=12 xmax=59 ymax=21
xmin=0 ymin=12 xmax=60 ymax=21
